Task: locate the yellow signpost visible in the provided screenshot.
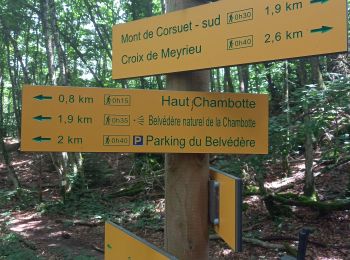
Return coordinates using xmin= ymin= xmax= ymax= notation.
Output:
xmin=21 ymin=85 xmax=268 ymax=154
xmin=112 ymin=0 xmax=347 ymax=79
xmin=209 ymin=167 xmax=242 ymax=252
xmin=105 ymin=222 xmax=177 ymax=260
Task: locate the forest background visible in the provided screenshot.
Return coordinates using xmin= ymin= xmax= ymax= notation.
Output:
xmin=0 ymin=0 xmax=350 ymax=259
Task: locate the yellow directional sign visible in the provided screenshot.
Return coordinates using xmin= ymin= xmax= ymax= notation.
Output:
xmin=21 ymin=85 xmax=268 ymax=154
xmin=209 ymin=168 xmax=242 ymax=252
xmin=112 ymin=0 xmax=347 ymax=79
xmin=105 ymin=222 xmax=177 ymax=260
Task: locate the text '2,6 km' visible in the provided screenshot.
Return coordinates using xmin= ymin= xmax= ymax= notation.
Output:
xmin=112 ymin=0 xmax=347 ymax=79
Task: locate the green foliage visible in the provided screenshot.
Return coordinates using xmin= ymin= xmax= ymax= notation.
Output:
xmin=268 ymin=75 xmax=350 ymax=168
xmin=0 ymin=2 xmax=349 ymax=251
xmin=82 ymin=153 xmax=115 ymax=188
xmin=152 ymin=0 xmax=163 ymax=15
xmin=0 ymin=189 xmax=38 ymax=210
xmin=280 ymin=192 xmax=317 ymax=202
xmin=114 ymin=200 xmax=163 ymax=231
xmin=264 ymin=195 xmax=293 ymax=219
xmin=213 ymin=156 xmax=245 ymax=178
xmin=120 ymin=0 xmax=155 ymax=21
xmin=0 ymin=231 xmax=41 ymax=260
xmin=244 ymin=185 xmax=260 ymax=196
xmin=242 ymin=202 xmax=249 ymax=211
xmin=133 ymin=153 xmax=163 ymax=175
xmin=36 ymin=192 xmax=111 ymax=220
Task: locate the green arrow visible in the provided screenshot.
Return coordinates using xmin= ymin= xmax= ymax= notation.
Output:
xmin=310 ymin=26 xmax=333 ymax=34
xmin=33 ymin=136 xmax=51 ymax=143
xmin=34 ymin=95 xmax=52 ymax=101
xmin=33 ymin=115 xmax=52 ymax=121
xmin=107 ymin=244 xmax=112 ymax=249
xmin=310 ymin=0 xmax=328 ymax=4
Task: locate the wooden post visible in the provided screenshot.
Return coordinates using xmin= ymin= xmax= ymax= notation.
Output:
xmin=164 ymin=2 xmax=210 ymax=260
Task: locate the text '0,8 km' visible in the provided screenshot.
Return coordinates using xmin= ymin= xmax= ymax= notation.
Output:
xmin=112 ymin=0 xmax=347 ymax=79
xmin=21 ymin=85 xmax=269 ymax=154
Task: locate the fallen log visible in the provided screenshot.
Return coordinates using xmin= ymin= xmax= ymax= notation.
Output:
xmin=267 ymin=193 xmax=350 ymax=214
xmin=209 ymin=234 xmax=297 ymax=256
xmin=261 ymin=235 xmax=327 ymax=248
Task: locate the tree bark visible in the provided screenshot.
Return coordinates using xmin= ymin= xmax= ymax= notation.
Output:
xmin=310 ymin=57 xmax=324 ymax=89
xmin=83 ymin=0 xmax=112 ymax=60
xmin=327 ymin=54 xmax=349 ymax=76
xmin=298 ymin=59 xmax=316 ymax=198
xmin=215 ymin=69 xmax=221 ymax=92
xmin=156 ymin=76 xmax=163 ymax=90
xmin=253 ymin=65 xmax=260 ymax=93
xmin=223 ymin=67 xmax=234 ymax=92
xmin=264 ymin=62 xmax=281 ymax=115
xmin=238 ymin=65 xmax=249 ymax=93
xmin=59 ymin=30 xmax=104 ymax=86
xmin=48 ymin=0 xmax=68 ymax=85
xmin=164 ymin=3 xmax=209 ymax=260
xmin=210 ymin=70 xmax=215 ymax=92
xmin=267 ymin=193 xmax=350 ymax=213
xmin=6 ymin=44 xmax=21 ymax=137
xmin=39 ymin=0 xmax=57 ymax=85
xmin=283 ymin=61 xmax=291 ymax=176
xmin=0 ymin=73 xmax=20 ymax=189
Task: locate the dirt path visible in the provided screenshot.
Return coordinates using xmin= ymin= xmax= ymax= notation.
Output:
xmin=3 ymin=211 xmax=104 ymax=259
xmin=1 ymin=152 xmax=350 ymax=259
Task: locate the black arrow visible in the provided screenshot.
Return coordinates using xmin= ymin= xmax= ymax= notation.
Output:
xmin=34 ymin=94 xmax=52 ymax=101
xmin=33 ymin=115 xmax=52 ymax=121
xmin=310 ymin=26 xmax=333 ymax=34
xmin=33 ymin=136 xmax=51 ymax=143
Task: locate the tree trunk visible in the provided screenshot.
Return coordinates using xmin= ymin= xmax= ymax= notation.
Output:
xmin=156 ymin=76 xmax=163 ymax=90
xmin=120 ymin=80 xmax=127 ymax=89
xmin=224 ymin=67 xmax=234 ymax=92
xmin=59 ymin=29 xmax=104 ymax=86
xmin=83 ymin=0 xmax=112 ymax=60
xmin=283 ymin=61 xmax=291 ymax=176
xmin=91 ymin=2 xmax=112 ymax=49
xmin=310 ymin=57 xmax=324 ymax=89
xmin=48 ymin=0 xmax=68 ymax=85
xmin=238 ymin=65 xmax=249 ymax=93
xmin=298 ymin=59 xmax=316 ymax=198
xmin=215 ymin=69 xmax=221 ymax=92
xmin=0 ymin=131 xmax=20 ymax=189
xmin=0 ymin=75 xmax=20 ymax=189
xmin=302 ymin=57 xmax=325 ymax=197
xmin=0 ymin=15 xmax=30 ymax=85
xmin=327 ymin=54 xmax=349 ymax=76
xmin=8 ymin=35 xmax=30 ymax=84
xmin=253 ymin=65 xmax=260 ymax=93
xmin=160 ymin=0 xmax=166 ymax=14
xmin=140 ymin=77 xmax=148 ymax=89
xmin=165 ymin=70 xmax=209 ymax=259
xmin=304 ymin=117 xmax=315 ymax=197
xmin=264 ymin=62 xmax=280 ymax=115
xmin=39 ymin=0 xmax=57 ymax=85
xmin=6 ymin=44 xmax=21 ymax=137
xmin=210 ymin=70 xmax=215 ymax=92
xmin=165 ymin=3 xmax=209 ymax=260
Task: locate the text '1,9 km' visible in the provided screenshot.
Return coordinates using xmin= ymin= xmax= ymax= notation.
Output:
xmin=21 ymin=85 xmax=268 ymax=154
xmin=112 ymin=0 xmax=347 ymax=79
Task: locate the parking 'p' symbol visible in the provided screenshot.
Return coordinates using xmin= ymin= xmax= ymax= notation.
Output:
xmin=133 ymin=136 xmax=143 ymax=146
